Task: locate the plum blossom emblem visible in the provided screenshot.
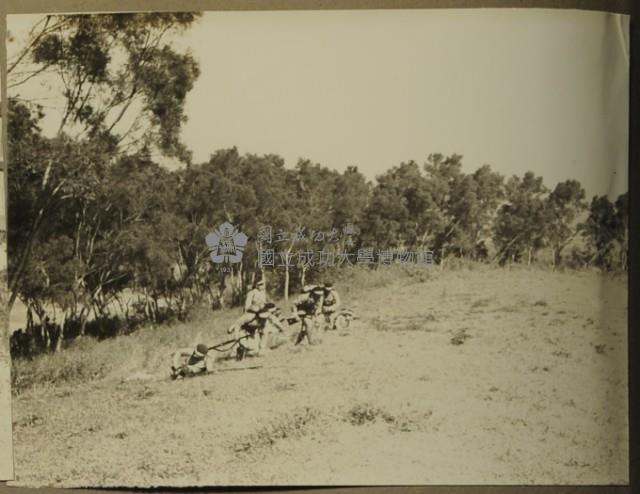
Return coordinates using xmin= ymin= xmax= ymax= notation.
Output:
xmin=205 ymin=222 xmax=248 ymax=264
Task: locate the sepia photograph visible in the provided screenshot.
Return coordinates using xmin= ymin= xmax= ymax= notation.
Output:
xmin=4 ymin=7 xmax=630 ymax=487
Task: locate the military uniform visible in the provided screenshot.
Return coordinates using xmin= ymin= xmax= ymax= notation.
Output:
xmin=228 ymin=310 xmax=283 ymax=355
xmin=171 ymin=344 xmax=212 ymax=379
xmin=293 ymin=292 xmax=323 ymax=317
xmin=244 ymin=287 xmax=267 ymax=313
xmin=322 ymin=287 xmax=341 ymax=328
xmin=292 ymin=287 xmax=324 ymax=345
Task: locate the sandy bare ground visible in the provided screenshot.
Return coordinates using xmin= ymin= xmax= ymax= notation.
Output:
xmin=10 ymin=267 xmax=627 ymax=487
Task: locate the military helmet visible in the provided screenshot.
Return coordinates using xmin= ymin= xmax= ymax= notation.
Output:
xmin=195 ymin=343 xmax=209 ymax=356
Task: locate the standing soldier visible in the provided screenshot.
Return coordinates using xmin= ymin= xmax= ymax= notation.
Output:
xmin=244 ymin=279 xmax=267 ymax=313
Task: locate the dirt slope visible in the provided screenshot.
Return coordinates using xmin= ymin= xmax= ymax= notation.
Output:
xmin=10 ymin=267 xmax=628 ymax=487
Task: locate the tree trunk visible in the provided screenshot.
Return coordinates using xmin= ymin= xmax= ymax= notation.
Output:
xmin=114 ymin=294 xmax=126 ymax=320
xmin=78 ymin=306 xmax=89 ymax=337
xmin=218 ymin=272 xmax=227 ymax=309
xmin=234 ymin=263 xmax=243 ymax=306
xmin=152 ymin=295 xmax=159 ymax=321
xmin=26 ymin=305 xmax=34 ymax=331
xmin=32 ymin=303 xmax=49 ymax=350
xmin=300 ymin=265 xmax=307 ymax=288
xmin=283 ymin=242 xmax=295 ymax=301
xmin=527 ymin=247 xmax=532 ymax=266
xmin=284 ymin=266 xmax=290 ymax=301
xmin=55 ymin=313 xmax=67 ymax=353
xmin=43 ymin=322 xmax=51 ymax=351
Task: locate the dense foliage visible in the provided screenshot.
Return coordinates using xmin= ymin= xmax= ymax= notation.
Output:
xmin=6 ymin=14 xmax=628 ymax=357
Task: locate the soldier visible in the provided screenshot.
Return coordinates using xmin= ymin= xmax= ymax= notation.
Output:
xmin=322 ymin=282 xmax=342 ymax=330
xmin=227 ymin=305 xmax=284 ymax=358
xmin=261 ymin=302 xmax=286 ymax=351
xmin=244 ymin=279 xmax=267 ymax=313
xmin=170 ymin=343 xmax=214 ymax=380
xmin=292 ymin=284 xmax=325 ymax=345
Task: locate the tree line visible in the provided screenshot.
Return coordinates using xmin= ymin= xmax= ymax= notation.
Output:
xmin=6 ymin=13 xmax=628 ymax=357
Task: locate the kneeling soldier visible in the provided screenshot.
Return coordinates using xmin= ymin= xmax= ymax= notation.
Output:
xmin=292 ymin=284 xmax=325 ymax=345
xmin=227 ymin=306 xmax=284 ymax=358
xmin=322 ymin=282 xmax=342 ymax=330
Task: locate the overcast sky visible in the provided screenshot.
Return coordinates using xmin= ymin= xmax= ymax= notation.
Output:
xmin=7 ymin=8 xmax=630 ymax=199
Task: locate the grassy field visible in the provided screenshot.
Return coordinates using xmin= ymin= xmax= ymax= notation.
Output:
xmin=9 ymin=265 xmax=628 ymax=486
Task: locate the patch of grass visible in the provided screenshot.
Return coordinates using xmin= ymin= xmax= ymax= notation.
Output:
xmin=450 ymin=328 xmax=470 ymax=346
xmin=346 ymin=403 xmax=396 ymax=426
xmin=370 ymin=316 xmax=389 ymax=332
xmin=12 ymin=350 xmax=109 ymax=393
xmin=373 ymin=314 xmax=435 ymax=333
xmin=404 ymin=319 xmax=426 ymax=331
xmin=344 ymin=403 xmax=433 ymax=433
xmin=389 ymin=410 xmax=433 ymax=433
xmin=496 ymin=304 xmax=519 ymax=313
xmin=274 ymin=382 xmax=296 ymax=392
xmin=233 ymin=407 xmax=319 ymax=454
xmin=470 ymin=298 xmax=491 ymax=310
xmin=135 ymin=386 xmax=155 ymax=400
xmin=14 ymin=413 xmax=44 ymax=428
xmin=11 ymin=308 xmax=244 ymax=394
xmin=531 ymin=365 xmax=551 ymax=373
xmin=334 ymin=265 xmax=400 ymax=292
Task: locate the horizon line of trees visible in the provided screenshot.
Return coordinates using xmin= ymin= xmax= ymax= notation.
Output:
xmin=5 ymin=13 xmax=628 ymax=358
xmin=8 ymin=97 xmax=629 ymax=356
